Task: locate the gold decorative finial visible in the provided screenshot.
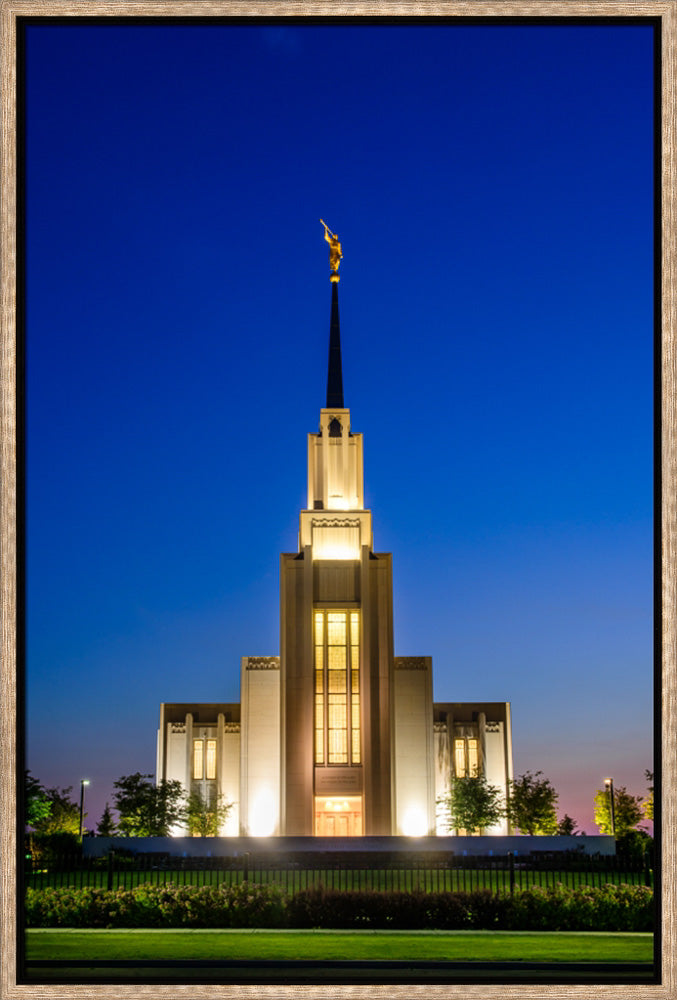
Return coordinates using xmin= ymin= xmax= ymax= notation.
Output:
xmin=320 ymin=219 xmax=342 ymax=282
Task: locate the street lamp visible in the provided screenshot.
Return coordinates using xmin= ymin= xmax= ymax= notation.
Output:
xmin=79 ymin=779 xmax=90 ymax=842
xmin=604 ymin=777 xmax=616 ymax=838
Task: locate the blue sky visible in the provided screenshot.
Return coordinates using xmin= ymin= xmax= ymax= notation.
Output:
xmin=24 ymin=20 xmax=655 ymax=833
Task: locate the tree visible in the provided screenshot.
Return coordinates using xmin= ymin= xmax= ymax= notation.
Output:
xmin=438 ymin=776 xmax=504 ymax=835
xmin=29 ymin=783 xmax=82 ymax=836
xmin=506 ymin=771 xmax=559 ymax=835
xmin=615 ymin=827 xmax=653 ymax=861
xmin=24 ymin=771 xmax=51 ymax=830
xmin=113 ymin=772 xmax=185 ymax=836
xmin=557 ymin=814 xmax=579 ymax=836
xmin=644 ymin=770 xmax=654 ymax=822
xmin=24 ymin=774 xmax=81 ymax=865
xmin=185 ymin=790 xmax=233 ymax=837
xmin=593 ymin=784 xmax=644 ymax=837
xmin=96 ymin=802 xmax=118 ymax=836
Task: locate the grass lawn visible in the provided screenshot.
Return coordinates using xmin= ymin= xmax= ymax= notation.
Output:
xmin=26 ymin=929 xmax=654 ymax=964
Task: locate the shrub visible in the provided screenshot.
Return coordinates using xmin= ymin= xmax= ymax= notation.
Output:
xmin=25 ymin=882 xmax=653 ymax=931
xmin=500 ymin=883 xmax=653 ymax=932
xmin=287 ymin=888 xmax=502 ymax=929
xmin=90 ymin=849 xmax=138 ymax=870
xmin=616 ymin=830 xmax=653 ymax=862
xmin=27 ymin=832 xmax=80 ymax=868
xmin=25 ymin=882 xmax=286 ymax=929
xmin=286 ymin=885 xmax=654 ymax=931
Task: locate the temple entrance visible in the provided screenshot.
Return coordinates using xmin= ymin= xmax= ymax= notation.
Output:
xmin=314 ymin=795 xmax=363 ymax=836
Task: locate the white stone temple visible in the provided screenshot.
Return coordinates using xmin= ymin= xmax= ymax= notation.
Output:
xmin=157 ymin=238 xmax=514 ymax=837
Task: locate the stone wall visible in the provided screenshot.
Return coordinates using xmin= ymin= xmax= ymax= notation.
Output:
xmin=83 ymin=833 xmax=617 ymax=858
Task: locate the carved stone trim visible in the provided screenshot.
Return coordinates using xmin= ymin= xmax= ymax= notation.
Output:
xmin=311 ymin=518 xmax=361 ymax=529
xmin=433 ymin=722 xmax=447 ymax=733
xmin=394 ymin=657 xmax=429 ymax=670
xmin=169 ymin=723 xmax=186 ymax=734
xmin=454 ymin=724 xmax=478 ymax=738
xmin=485 ymin=722 xmax=501 ymax=733
xmin=245 ymin=656 xmax=280 ymax=670
xmin=223 ymin=723 xmax=241 ymax=733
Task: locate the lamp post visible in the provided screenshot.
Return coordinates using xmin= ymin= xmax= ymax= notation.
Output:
xmin=604 ymin=777 xmax=616 ymax=837
xmin=79 ymin=779 xmax=90 ymax=842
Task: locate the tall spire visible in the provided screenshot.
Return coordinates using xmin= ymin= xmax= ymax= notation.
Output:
xmin=326 ymin=281 xmax=344 ymax=408
xmin=320 ymin=220 xmax=344 ymax=409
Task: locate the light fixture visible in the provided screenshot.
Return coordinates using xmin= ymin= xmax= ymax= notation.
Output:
xmin=401 ymin=806 xmax=427 ymax=838
xmin=604 ymin=777 xmax=616 ymax=838
xmin=249 ymin=789 xmax=277 ymax=837
xmin=78 ymin=779 xmax=90 ymax=842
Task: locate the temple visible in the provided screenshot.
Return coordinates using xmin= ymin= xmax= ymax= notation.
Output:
xmin=157 ymin=233 xmax=514 ymax=837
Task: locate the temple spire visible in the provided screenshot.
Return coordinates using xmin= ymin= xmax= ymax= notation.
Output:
xmin=326 ymin=281 xmax=344 ymax=408
xmin=320 ymin=220 xmax=344 ymax=409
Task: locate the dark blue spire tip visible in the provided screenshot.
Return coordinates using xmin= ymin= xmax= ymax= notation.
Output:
xmin=326 ymin=281 xmax=344 ymax=409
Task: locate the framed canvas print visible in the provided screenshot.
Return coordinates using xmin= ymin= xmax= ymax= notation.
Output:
xmin=1 ymin=1 xmax=673 ymax=997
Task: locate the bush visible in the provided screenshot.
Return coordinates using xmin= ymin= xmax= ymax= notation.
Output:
xmin=500 ymin=883 xmax=654 ymax=932
xmin=25 ymin=883 xmax=286 ymax=929
xmin=27 ymin=832 xmax=80 ymax=868
xmin=288 ymin=884 xmax=652 ymax=931
xmin=616 ymin=830 xmax=653 ymax=862
xmin=90 ymin=849 xmax=138 ymax=870
xmin=25 ymin=882 xmax=653 ymax=931
xmin=287 ymin=888 xmax=503 ymax=929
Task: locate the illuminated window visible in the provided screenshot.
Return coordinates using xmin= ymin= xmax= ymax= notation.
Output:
xmin=454 ymin=739 xmax=466 ymax=777
xmin=454 ymin=736 xmax=481 ymax=778
xmin=314 ymin=610 xmax=360 ymax=766
xmin=327 ymin=612 xmax=347 ymax=763
xmin=467 ymin=738 xmax=479 ymax=777
xmin=193 ymin=738 xmax=217 ymax=781
xmin=314 ymin=612 xmax=324 ymax=763
xmin=206 ymin=740 xmax=217 ymax=780
xmin=193 ymin=739 xmax=203 ymax=780
xmin=350 ymin=612 xmax=360 ymax=763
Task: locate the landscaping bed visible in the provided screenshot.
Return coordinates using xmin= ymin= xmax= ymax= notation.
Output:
xmin=25 ymin=882 xmax=654 ymax=931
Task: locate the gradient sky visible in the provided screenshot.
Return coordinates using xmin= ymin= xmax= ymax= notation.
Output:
xmin=24 ymin=19 xmax=655 ymax=834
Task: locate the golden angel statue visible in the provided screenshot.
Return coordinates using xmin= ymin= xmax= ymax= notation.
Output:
xmin=320 ymin=219 xmax=343 ymax=275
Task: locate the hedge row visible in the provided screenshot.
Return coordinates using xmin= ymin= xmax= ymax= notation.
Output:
xmin=25 ymin=882 xmax=653 ymax=931
xmin=289 ymin=884 xmax=654 ymax=931
xmin=25 ymin=883 xmax=286 ymax=929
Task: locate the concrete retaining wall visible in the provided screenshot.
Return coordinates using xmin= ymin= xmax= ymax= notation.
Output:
xmin=83 ymin=834 xmax=616 ymax=858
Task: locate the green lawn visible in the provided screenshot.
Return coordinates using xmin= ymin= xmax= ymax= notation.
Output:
xmin=26 ymin=928 xmax=654 ymax=964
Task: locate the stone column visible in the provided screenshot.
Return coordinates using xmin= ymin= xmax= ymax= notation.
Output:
xmin=184 ymin=712 xmax=194 ymax=791
xmin=478 ymin=711 xmax=487 ymax=776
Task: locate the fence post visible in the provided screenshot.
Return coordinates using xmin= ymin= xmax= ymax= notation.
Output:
xmin=107 ymin=850 xmax=115 ymax=892
xmin=644 ymin=851 xmax=652 ymax=888
xmin=508 ymin=852 xmax=515 ymax=895
xmin=243 ymin=852 xmax=249 ymax=882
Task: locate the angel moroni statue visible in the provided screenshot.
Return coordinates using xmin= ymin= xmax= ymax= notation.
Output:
xmin=320 ymin=219 xmax=343 ymax=281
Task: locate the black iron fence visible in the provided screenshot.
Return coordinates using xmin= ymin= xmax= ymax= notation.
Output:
xmin=25 ymin=851 xmax=654 ymax=896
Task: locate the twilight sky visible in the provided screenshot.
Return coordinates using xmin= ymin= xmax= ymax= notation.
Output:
xmin=24 ymin=19 xmax=655 ymax=834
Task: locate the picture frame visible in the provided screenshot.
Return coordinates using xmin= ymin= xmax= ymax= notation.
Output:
xmin=1 ymin=2 xmax=674 ymax=997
